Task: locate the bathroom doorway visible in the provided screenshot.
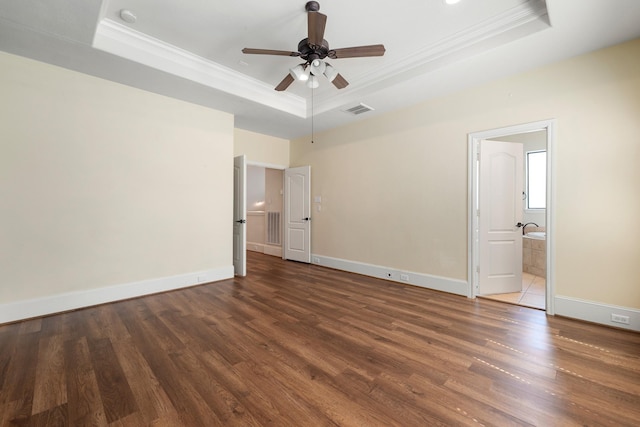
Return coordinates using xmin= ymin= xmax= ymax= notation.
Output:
xmin=468 ymin=120 xmax=555 ymax=314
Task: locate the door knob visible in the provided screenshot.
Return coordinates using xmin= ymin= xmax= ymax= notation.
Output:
xmin=303 ymin=217 xmax=311 ymax=221
xmin=516 ymin=222 xmax=523 ymax=228
xmin=235 ymin=219 xmax=246 ymax=224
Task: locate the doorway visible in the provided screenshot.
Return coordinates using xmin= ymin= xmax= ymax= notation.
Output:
xmin=233 ymin=159 xmax=312 ymax=276
xmin=246 ymin=165 xmax=285 ymax=258
xmin=468 ymin=120 xmax=556 ymax=314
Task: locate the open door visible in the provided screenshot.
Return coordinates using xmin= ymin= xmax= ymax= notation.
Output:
xmin=284 ymin=165 xmax=311 ymax=263
xmin=478 ymin=140 xmax=523 ymax=294
xmin=233 ymin=155 xmax=246 ymax=276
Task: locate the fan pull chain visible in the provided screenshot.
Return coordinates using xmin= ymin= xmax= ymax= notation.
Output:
xmin=311 ymin=86 xmax=315 ymax=143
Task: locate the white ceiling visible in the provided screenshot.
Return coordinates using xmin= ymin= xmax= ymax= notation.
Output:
xmin=1 ymin=0 xmax=640 ymax=139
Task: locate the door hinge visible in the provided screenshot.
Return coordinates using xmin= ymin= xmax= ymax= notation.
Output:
xmin=476 ymin=209 xmax=480 ymax=217
xmin=476 ymin=265 xmax=480 ymax=273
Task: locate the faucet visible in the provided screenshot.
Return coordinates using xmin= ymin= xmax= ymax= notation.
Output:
xmin=522 ymin=222 xmax=539 ymax=235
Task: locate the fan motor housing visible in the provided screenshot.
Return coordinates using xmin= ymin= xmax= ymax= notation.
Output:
xmin=298 ymin=38 xmax=329 ymax=61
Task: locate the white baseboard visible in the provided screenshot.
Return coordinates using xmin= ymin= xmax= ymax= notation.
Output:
xmin=0 ymin=266 xmax=234 ymax=324
xmin=247 ymin=242 xmax=265 ymax=253
xmin=555 ymin=296 xmax=640 ymax=332
xmin=247 ymin=243 xmax=282 ymax=258
xmin=311 ymin=254 xmax=469 ymax=296
xmin=263 ymin=245 xmax=282 ymax=258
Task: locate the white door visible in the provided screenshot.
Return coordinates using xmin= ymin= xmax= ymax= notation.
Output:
xmin=479 ymin=140 xmax=523 ymax=294
xmin=233 ymin=155 xmax=246 ymax=276
xmin=284 ymin=166 xmax=311 ymax=263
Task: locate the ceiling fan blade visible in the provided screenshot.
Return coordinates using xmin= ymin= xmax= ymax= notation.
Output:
xmin=242 ymin=48 xmax=300 ymax=57
xmin=308 ymin=12 xmax=327 ymax=47
xmin=329 ymin=44 xmax=386 ymax=59
xmin=331 ymin=73 xmax=349 ymax=89
xmin=275 ymin=74 xmax=295 ymax=91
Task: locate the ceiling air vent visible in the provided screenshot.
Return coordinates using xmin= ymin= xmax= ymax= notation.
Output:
xmin=342 ymin=103 xmax=374 ymax=116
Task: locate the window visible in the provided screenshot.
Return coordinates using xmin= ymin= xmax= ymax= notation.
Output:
xmin=526 ymin=151 xmax=546 ymax=209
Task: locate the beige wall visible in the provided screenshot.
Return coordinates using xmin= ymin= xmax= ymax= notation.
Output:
xmin=0 ymin=52 xmax=234 ymax=304
xmin=265 ymin=168 xmax=284 ymax=215
xmin=234 ymin=128 xmax=290 ymax=167
xmin=2 ymin=36 xmax=638 ymax=314
xmin=291 ymin=38 xmax=640 ymax=309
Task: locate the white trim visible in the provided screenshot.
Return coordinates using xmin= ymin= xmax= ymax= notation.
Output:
xmin=247 ymin=242 xmax=265 ymax=253
xmin=93 ymin=2 xmax=547 ymax=119
xmin=555 ymin=296 xmax=640 ymax=332
xmin=93 ymin=20 xmax=305 ymax=118
xmin=312 ymin=0 xmax=549 ymax=114
xmin=468 ymin=119 xmax=556 ymax=314
xmin=263 ymin=245 xmax=282 ymax=258
xmin=546 ymin=122 xmax=557 ymax=314
xmin=0 ymin=266 xmax=234 ymax=324
xmin=311 ymin=255 xmax=468 ymax=296
xmin=246 ymin=161 xmax=287 ymax=170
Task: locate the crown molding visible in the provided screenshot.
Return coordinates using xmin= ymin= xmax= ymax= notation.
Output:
xmin=93 ymin=0 xmax=548 ymax=120
xmin=312 ymin=0 xmax=549 ymax=115
xmin=93 ymin=19 xmax=306 ymax=117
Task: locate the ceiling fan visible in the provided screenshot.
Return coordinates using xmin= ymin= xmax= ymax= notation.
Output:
xmin=242 ymin=1 xmax=385 ymax=91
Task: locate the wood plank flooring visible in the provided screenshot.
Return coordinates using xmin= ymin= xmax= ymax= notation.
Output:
xmin=1 ymin=251 xmax=639 ymax=426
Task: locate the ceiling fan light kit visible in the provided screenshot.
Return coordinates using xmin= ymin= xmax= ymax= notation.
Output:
xmin=310 ymin=58 xmax=326 ymax=76
xmin=289 ymin=64 xmax=309 ymax=81
xmin=323 ymin=63 xmax=338 ymax=82
xmin=242 ymin=1 xmax=385 ymax=91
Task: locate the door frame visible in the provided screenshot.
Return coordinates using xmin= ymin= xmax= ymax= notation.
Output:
xmin=235 ymin=160 xmax=297 ymax=271
xmin=243 ymin=162 xmax=311 ymax=264
xmin=233 ymin=155 xmax=247 ymax=276
xmin=468 ymin=119 xmax=556 ymax=314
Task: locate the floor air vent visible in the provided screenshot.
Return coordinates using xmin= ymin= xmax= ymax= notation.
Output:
xmin=342 ymin=103 xmax=374 ymax=115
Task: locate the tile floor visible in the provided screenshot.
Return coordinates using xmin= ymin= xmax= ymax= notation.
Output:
xmin=481 ymin=272 xmax=546 ymax=310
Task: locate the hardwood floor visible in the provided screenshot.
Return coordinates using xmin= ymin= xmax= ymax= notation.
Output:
xmin=1 ymin=252 xmax=639 ymax=426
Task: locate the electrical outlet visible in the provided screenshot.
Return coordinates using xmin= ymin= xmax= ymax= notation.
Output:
xmin=400 ymin=274 xmax=409 ymax=282
xmin=611 ymin=314 xmax=630 ymax=325
xmin=313 ymin=257 xmax=320 ymax=264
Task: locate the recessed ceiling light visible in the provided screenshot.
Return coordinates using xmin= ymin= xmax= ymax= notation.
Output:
xmin=119 ymin=9 xmax=137 ymax=24
xmin=444 ymin=0 xmax=462 ymax=4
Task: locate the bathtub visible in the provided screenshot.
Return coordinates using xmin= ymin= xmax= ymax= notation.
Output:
xmin=525 ymin=231 xmax=546 ymax=240
xmin=523 ymin=231 xmax=546 ymax=277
